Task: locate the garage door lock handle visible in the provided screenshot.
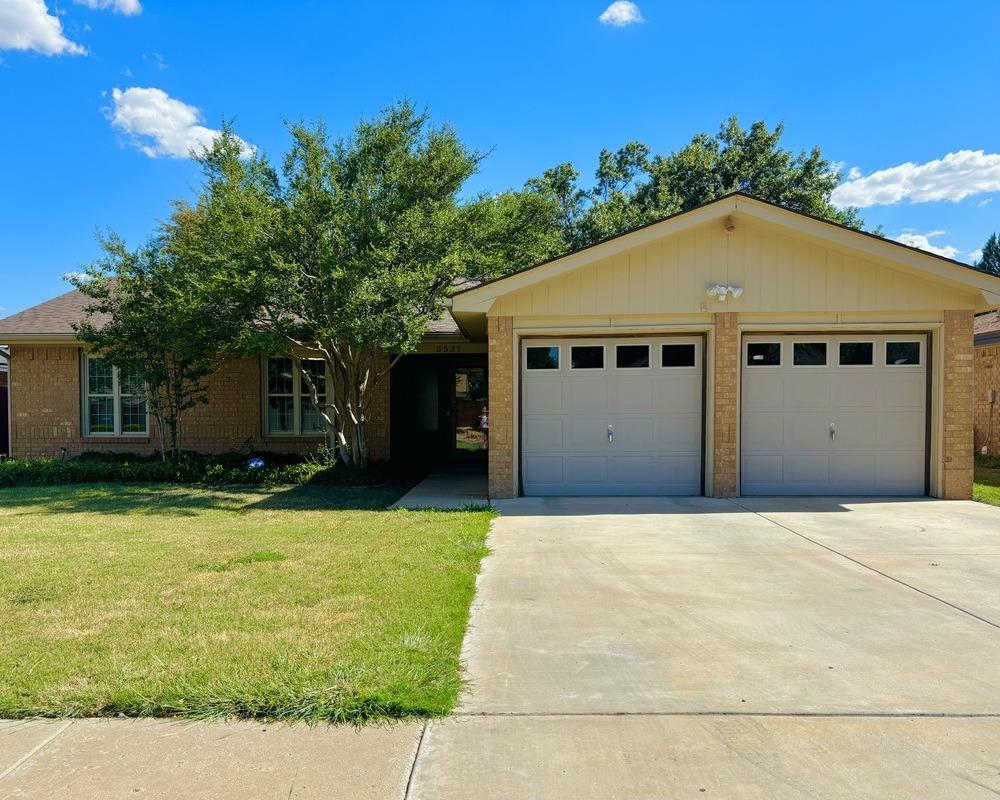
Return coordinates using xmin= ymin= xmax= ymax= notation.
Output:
xmin=829 ymin=422 xmax=837 ymax=441
xmin=607 ymin=425 xmax=614 ymax=445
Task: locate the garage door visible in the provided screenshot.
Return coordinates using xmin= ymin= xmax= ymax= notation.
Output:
xmin=741 ymin=334 xmax=927 ymax=495
xmin=520 ymin=337 xmax=703 ymax=496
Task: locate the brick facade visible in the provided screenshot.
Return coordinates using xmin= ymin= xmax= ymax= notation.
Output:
xmin=487 ymin=316 xmax=515 ymax=499
xmin=975 ymin=343 xmax=1000 ymax=457
xmin=8 ymin=345 xmax=390 ymax=461
xmin=940 ymin=310 xmax=974 ymax=499
xmin=712 ymin=312 xmax=739 ymax=497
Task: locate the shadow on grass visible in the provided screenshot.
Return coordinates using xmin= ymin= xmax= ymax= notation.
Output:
xmin=0 ymin=482 xmax=411 ymax=517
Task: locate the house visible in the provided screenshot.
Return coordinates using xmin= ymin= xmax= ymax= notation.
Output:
xmin=975 ymin=310 xmax=1000 ymax=456
xmin=2 ymin=194 xmax=999 ymax=498
xmin=0 ymin=346 xmax=8 ymax=457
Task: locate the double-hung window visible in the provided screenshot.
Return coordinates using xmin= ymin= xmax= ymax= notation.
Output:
xmin=83 ymin=356 xmax=147 ymax=436
xmin=265 ymin=356 xmax=329 ymax=436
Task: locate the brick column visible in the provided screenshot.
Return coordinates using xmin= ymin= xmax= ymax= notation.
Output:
xmin=941 ymin=310 xmax=974 ymax=499
xmin=488 ymin=316 xmax=515 ymax=499
xmin=712 ymin=312 xmax=739 ymax=497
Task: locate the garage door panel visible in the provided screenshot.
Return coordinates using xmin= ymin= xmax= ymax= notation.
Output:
xmin=608 ymin=380 xmax=654 ymax=412
xmin=653 ymin=377 xmax=701 ymax=408
xmin=742 ymin=334 xmax=926 ymax=496
xmin=878 ymin=375 xmax=926 ymax=408
xmin=743 ymin=415 xmax=784 ymax=449
xmin=830 ymin=455 xmax=877 ymax=484
xmin=742 ymin=379 xmax=783 ymax=410
xmin=782 ymin=376 xmax=832 ymax=409
xmin=563 ymin=380 xmax=608 ymax=411
xmin=521 ymin=336 xmax=703 ymax=496
xmin=523 ymin=456 xmax=563 ymax=484
xmin=522 ymin=418 xmax=563 ymax=452
xmin=784 ymin=414 xmax=834 ymax=449
xmin=523 ymin=381 xmax=562 ymax=412
xmin=877 ymin=412 xmax=925 ymax=447
xmin=653 ymin=415 xmax=702 ymax=449
xmin=783 ymin=455 xmax=830 ymax=483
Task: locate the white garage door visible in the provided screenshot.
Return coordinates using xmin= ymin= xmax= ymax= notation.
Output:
xmin=741 ymin=334 xmax=927 ymax=495
xmin=520 ymin=337 xmax=703 ymax=496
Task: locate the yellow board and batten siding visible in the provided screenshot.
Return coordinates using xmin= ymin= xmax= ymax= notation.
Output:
xmin=490 ymin=217 xmax=978 ymax=320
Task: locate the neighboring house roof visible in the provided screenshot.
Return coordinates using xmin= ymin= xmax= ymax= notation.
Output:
xmin=976 ymin=310 xmax=1000 ymax=346
xmin=0 ymin=287 xmax=468 ymax=342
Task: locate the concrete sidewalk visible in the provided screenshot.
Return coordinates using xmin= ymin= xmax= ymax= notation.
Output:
xmin=0 ymin=718 xmax=422 ymax=800
xmin=390 ymin=469 xmax=488 ymax=509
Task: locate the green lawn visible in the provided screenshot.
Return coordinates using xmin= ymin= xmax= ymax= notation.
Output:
xmin=974 ymin=462 xmax=1000 ymax=507
xmin=0 ymin=483 xmax=492 ymax=724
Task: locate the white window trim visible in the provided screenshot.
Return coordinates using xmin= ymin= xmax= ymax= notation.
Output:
xmin=745 ymin=341 xmax=783 ymax=368
xmin=884 ymin=338 xmax=923 ymax=367
xmin=660 ymin=342 xmax=699 ymax=369
xmin=614 ymin=343 xmax=652 ymax=370
xmin=569 ymin=344 xmax=606 ymax=371
xmin=263 ymin=356 xmax=331 ymax=437
xmin=837 ymin=339 xmax=876 ymax=368
xmin=791 ymin=340 xmax=829 ymax=368
xmin=82 ymin=355 xmax=149 ymax=437
xmin=524 ymin=345 xmax=561 ymax=371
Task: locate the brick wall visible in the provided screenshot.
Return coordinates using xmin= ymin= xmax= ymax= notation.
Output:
xmin=975 ymin=343 xmax=1000 ymax=457
xmin=487 ymin=316 xmax=515 ymax=498
xmin=712 ymin=312 xmax=739 ymax=497
xmin=940 ymin=311 xmax=974 ymax=499
xmin=0 ymin=371 xmax=7 ymax=388
xmin=9 ymin=345 xmax=390 ymax=461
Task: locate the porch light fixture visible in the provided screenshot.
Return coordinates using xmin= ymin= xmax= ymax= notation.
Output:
xmin=706 ymin=284 xmax=743 ymax=302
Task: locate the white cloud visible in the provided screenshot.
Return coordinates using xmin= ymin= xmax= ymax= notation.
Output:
xmin=63 ymin=271 xmax=92 ymax=283
xmin=893 ymin=231 xmax=960 ymax=260
xmin=969 ymin=249 xmax=984 ymax=264
xmin=0 ymin=0 xmax=86 ymax=55
xmin=978 ymin=197 xmax=993 ymax=207
xmin=832 ymin=150 xmax=1000 ymax=208
xmin=599 ymin=1 xmax=644 ymax=26
xmin=846 ymin=166 xmax=861 ymax=180
xmin=107 ymin=86 xmax=251 ymax=159
xmin=74 ymin=0 xmax=141 ymax=14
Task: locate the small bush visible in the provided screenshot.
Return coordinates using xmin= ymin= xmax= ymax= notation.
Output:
xmin=0 ymin=452 xmax=390 ymax=489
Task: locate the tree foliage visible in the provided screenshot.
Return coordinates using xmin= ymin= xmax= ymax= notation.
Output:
xmin=976 ymin=232 xmax=1000 ymax=276
xmin=524 ymin=116 xmax=863 ymax=250
xmin=71 ymin=236 xmax=236 ymax=461
xmin=170 ymin=102 xmax=561 ymax=466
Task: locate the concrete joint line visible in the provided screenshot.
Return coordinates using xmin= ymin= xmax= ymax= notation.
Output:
xmin=728 ymin=500 xmax=1000 ymax=633
xmin=402 ymin=720 xmax=429 ymax=800
xmin=0 ymin=720 xmax=74 ymax=781
xmin=454 ymin=711 xmax=1000 ymax=719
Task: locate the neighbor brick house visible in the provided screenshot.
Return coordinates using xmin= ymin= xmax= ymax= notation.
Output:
xmin=3 ymin=194 xmax=999 ymax=499
xmin=975 ymin=310 xmax=1000 ymax=456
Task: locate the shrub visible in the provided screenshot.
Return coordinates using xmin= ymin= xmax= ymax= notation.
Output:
xmin=0 ymin=451 xmax=389 ymax=489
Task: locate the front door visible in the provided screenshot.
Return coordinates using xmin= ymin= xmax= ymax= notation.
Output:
xmin=450 ymin=367 xmax=488 ymax=461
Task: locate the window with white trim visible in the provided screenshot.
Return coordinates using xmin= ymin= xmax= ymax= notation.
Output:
xmin=265 ymin=357 xmax=330 ymax=436
xmin=83 ymin=356 xmax=148 ymax=436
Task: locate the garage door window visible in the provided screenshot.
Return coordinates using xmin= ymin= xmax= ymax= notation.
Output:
xmin=886 ymin=341 xmax=921 ymax=366
xmin=793 ymin=342 xmax=827 ymax=366
xmin=571 ymin=345 xmax=604 ymax=370
xmin=526 ymin=346 xmax=560 ymax=370
xmin=839 ymin=341 xmax=874 ymax=366
xmin=616 ymin=344 xmax=650 ymax=369
xmin=746 ymin=342 xmax=781 ymax=366
xmin=661 ymin=343 xmax=696 ymax=368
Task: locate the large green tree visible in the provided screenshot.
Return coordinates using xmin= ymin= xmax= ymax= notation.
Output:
xmin=525 ymin=116 xmax=864 ymax=249
xmin=171 ymin=103 xmax=561 ymax=467
xmin=976 ymin=232 xmax=1000 ymax=276
xmin=71 ymin=235 xmax=238 ymax=461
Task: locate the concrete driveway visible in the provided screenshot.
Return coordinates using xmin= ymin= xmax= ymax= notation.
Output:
xmin=411 ymin=497 xmax=1000 ymax=799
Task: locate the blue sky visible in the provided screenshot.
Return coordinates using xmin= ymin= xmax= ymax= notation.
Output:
xmin=2 ymin=0 xmax=999 ymax=317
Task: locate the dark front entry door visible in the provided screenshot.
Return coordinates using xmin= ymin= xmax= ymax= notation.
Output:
xmin=389 ymin=354 xmax=488 ymax=472
xmin=450 ymin=367 xmax=488 ymax=461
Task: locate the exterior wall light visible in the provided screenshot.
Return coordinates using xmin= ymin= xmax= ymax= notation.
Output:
xmin=707 ymin=285 xmax=743 ymax=302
